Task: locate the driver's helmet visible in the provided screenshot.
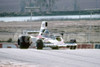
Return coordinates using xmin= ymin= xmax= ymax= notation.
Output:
xmin=43 ymin=29 xmax=49 ymax=37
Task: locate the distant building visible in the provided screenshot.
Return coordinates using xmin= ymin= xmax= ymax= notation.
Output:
xmin=0 ymin=0 xmax=100 ymax=13
xmin=0 ymin=0 xmax=21 ymax=13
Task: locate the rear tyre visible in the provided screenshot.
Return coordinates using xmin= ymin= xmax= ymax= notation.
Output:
xmin=51 ymin=46 xmax=59 ymax=50
xmin=36 ymin=39 xmax=44 ymax=49
xmin=73 ymin=46 xmax=76 ymax=49
xmin=70 ymin=46 xmax=76 ymax=50
xmin=70 ymin=46 xmax=73 ymax=49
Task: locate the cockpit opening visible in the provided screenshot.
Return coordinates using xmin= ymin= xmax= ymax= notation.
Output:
xmin=55 ymin=36 xmax=61 ymax=41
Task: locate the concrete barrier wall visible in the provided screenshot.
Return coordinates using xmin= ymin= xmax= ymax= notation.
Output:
xmin=77 ymin=44 xmax=94 ymax=49
xmin=0 ymin=43 xmax=18 ymax=48
xmin=0 ymin=43 xmax=2 ymax=48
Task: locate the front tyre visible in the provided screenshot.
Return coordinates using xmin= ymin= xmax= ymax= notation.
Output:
xmin=36 ymin=39 xmax=44 ymax=49
xmin=18 ymin=36 xmax=31 ymax=49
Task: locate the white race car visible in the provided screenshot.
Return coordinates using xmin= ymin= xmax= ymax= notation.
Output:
xmin=17 ymin=21 xmax=77 ymax=49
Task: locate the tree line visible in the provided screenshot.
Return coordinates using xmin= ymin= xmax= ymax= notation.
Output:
xmin=0 ymin=10 xmax=100 ymax=17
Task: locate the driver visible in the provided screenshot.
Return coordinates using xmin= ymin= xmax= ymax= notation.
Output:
xmin=43 ymin=29 xmax=49 ymax=37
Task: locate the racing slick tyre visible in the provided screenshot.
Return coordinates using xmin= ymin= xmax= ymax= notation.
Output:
xmin=73 ymin=46 xmax=76 ymax=49
xmin=20 ymin=42 xmax=30 ymax=49
xmin=18 ymin=36 xmax=31 ymax=49
xmin=70 ymin=46 xmax=73 ymax=49
xmin=36 ymin=39 xmax=44 ymax=49
xmin=70 ymin=46 xmax=76 ymax=50
xmin=51 ymin=46 xmax=59 ymax=50
xmin=17 ymin=39 xmax=20 ymax=45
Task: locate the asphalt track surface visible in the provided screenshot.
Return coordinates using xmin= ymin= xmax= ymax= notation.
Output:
xmin=0 ymin=48 xmax=100 ymax=67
